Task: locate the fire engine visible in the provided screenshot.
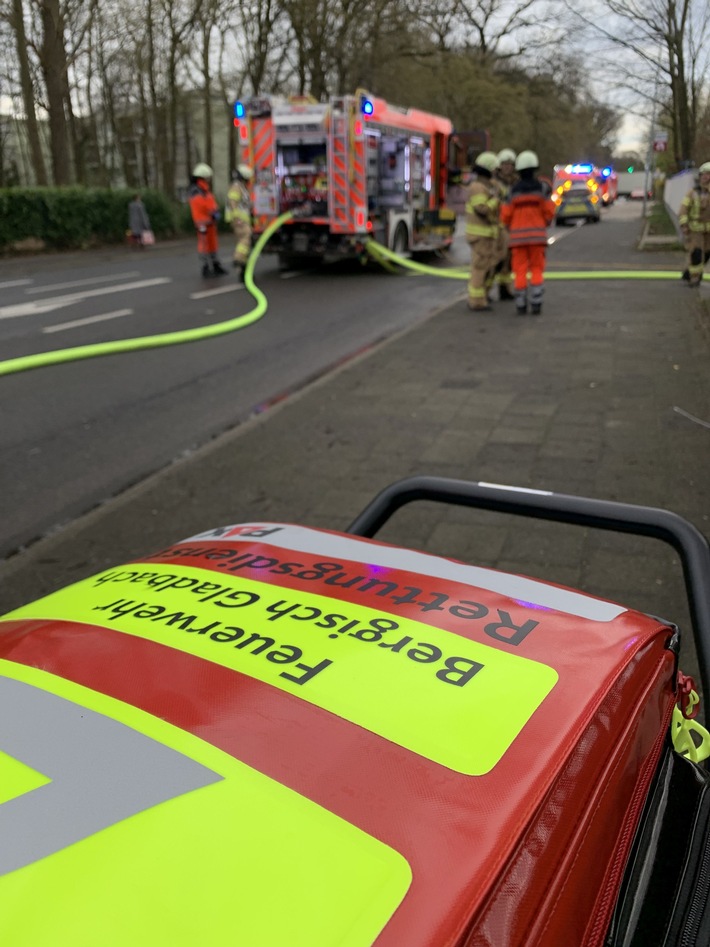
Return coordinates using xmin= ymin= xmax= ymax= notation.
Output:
xmin=552 ymin=163 xmax=618 ymax=205
xmin=233 ymin=91 xmax=457 ymax=266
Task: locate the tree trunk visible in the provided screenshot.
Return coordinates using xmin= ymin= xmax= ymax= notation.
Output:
xmin=38 ymin=0 xmax=72 ymax=184
xmin=146 ymin=0 xmax=167 ymax=191
xmin=202 ymin=22 xmax=213 ymax=166
xmin=11 ymin=0 xmax=48 ymax=184
xmin=165 ymin=48 xmax=178 ymax=198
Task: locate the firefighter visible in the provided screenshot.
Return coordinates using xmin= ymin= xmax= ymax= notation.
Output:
xmin=679 ymin=162 xmax=710 ymax=286
xmin=500 ymin=150 xmax=556 ymax=315
xmin=464 ymin=151 xmax=500 ymax=312
xmin=493 ymin=148 xmax=517 ymax=301
xmin=226 ymin=164 xmax=254 ymax=282
xmin=188 ymin=163 xmax=227 ymax=278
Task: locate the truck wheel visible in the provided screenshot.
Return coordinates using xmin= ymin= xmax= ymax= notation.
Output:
xmin=392 ymin=222 xmax=408 ymax=254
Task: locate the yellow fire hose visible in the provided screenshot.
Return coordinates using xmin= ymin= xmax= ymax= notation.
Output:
xmin=0 ymin=212 xmax=294 ymax=378
xmin=364 ymin=238 xmax=699 ymax=281
xmin=0 ymin=215 xmax=697 ymax=378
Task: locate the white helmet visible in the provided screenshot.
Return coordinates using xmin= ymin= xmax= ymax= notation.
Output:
xmin=699 ymin=161 xmax=710 ymax=174
xmin=192 ymin=162 xmax=213 ymax=178
xmin=474 ymin=151 xmax=499 ymax=173
xmin=237 ymin=163 xmax=254 ymax=180
xmin=497 ymin=148 xmax=516 ymax=164
xmin=515 ymin=150 xmax=539 ymax=171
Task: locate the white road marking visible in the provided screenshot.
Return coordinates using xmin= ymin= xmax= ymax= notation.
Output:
xmin=0 ymin=278 xmax=170 ymax=320
xmin=25 ymin=272 xmax=141 ymax=295
xmin=673 ymin=406 xmax=710 ymax=430
xmin=547 ymin=225 xmax=582 ymax=246
xmin=189 ymin=285 xmax=243 ymax=299
xmin=0 ymin=279 xmax=33 ymax=290
xmin=42 ymin=309 xmax=133 ymax=334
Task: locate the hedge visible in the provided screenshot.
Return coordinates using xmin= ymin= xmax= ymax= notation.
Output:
xmin=0 ymin=187 xmax=179 ymax=252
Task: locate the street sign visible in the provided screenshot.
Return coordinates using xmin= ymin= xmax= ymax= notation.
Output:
xmin=653 ymin=132 xmax=668 ymax=152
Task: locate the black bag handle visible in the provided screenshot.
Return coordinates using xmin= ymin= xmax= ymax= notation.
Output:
xmin=347 ymin=476 xmax=710 ymax=698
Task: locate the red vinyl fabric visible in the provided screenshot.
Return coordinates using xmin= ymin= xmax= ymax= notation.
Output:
xmin=0 ymin=524 xmax=678 ymax=946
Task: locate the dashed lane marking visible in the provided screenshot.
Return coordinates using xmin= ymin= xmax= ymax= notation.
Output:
xmin=25 ymin=272 xmax=141 ymax=295
xmin=0 ymin=279 xmax=33 ymax=290
xmin=0 ymin=278 xmax=171 ymax=320
xmin=189 ymin=285 xmax=244 ymax=300
xmin=43 ymin=309 xmax=134 ymax=334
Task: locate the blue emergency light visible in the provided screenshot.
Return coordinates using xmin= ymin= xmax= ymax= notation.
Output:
xmin=234 ymin=101 xmax=245 ymax=119
xmin=570 ymin=163 xmax=593 ymax=173
xmin=360 ymin=96 xmax=374 ymax=117
xmin=601 ymin=166 xmax=612 ymax=177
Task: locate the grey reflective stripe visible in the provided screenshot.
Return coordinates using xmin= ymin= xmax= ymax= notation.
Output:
xmin=0 ymin=676 xmax=222 ymax=875
xmin=184 ymin=524 xmax=626 ymax=621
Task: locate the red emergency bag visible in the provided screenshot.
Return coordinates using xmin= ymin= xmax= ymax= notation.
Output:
xmin=1 ymin=476 xmax=709 ymax=946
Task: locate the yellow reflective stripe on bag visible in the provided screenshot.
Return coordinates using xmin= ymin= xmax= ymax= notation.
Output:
xmin=2 ymin=564 xmax=558 ymax=775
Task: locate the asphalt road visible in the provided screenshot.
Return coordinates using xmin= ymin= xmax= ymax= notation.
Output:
xmin=0 ymin=234 xmax=467 ymax=557
xmin=0 ymin=201 xmax=682 ymax=566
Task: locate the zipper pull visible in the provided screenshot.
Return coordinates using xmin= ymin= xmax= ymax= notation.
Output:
xmin=672 ymin=672 xmax=710 ymax=763
xmin=678 ymin=670 xmax=700 ymax=719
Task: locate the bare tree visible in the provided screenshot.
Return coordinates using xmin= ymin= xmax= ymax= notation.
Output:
xmin=195 ymin=0 xmax=222 ymax=166
xmin=238 ymin=0 xmax=289 ymax=94
xmin=568 ymin=0 xmax=710 ymax=168
xmin=8 ymin=0 xmax=47 ymax=183
xmin=160 ymin=0 xmax=204 ymax=194
xmin=34 ymin=0 xmax=71 ymax=182
xmin=456 ymin=0 xmax=566 ymax=63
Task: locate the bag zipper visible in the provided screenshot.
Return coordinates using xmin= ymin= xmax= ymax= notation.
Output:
xmin=586 ymin=693 xmax=675 ymax=947
xmin=678 ymin=787 xmax=710 ymax=946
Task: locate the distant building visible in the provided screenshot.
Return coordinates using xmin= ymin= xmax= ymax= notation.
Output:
xmin=0 ymin=90 xmax=236 ymax=199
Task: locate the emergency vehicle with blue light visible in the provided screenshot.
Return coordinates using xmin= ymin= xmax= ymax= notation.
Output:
xmin=232 ymin=91 xmax=457 ymax=266
xmin=553 ymin=163 xmax=618 ymax=206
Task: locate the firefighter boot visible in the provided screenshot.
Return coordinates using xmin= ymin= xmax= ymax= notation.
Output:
xmin=688 ymin=248 xmax=704 ymax=285
xmin=530 ymin=285 xmax=544 ymax=315
xmin=212 ymin=260 xmax=227 ymax=276
xmin=515 ymin=289 xmax=527 ymax=315
xmin=499 ymin=282 xmax=515 ymax=301
xmin=201 ymin=263 xmax=211 ymax=278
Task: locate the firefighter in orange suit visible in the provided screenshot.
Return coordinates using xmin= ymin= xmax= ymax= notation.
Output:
xmin=500 ymin=150 xmax=555 ymax=315
xmin=188 ymin=163 xmax=227 ymax=278
xmin=493 ymin=148 xmax=517 ymax=300
xmin=464 ymin=151 xmax=500 ymax=312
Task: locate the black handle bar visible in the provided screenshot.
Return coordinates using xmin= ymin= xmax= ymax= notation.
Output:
xmin=347 ymin=476 xmax=710 ymax=698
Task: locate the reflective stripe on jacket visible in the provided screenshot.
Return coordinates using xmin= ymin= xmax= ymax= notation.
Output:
xmin=465 ymin=179 xmax=499 ymax=241
xmin=225 ymin=182 xmax=251 ymax=224
xmin=679 ymin=186 xmax=710 ymax=233
xmin=500 ymin=182 xmax=555 ymax=247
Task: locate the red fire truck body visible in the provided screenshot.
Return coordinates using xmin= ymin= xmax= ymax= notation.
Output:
xmin=234 ymin=91 xmax=457 ymax=265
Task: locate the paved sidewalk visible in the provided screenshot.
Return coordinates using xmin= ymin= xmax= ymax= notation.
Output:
xmin=1 ymin=227 xmax=709 ymax=684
